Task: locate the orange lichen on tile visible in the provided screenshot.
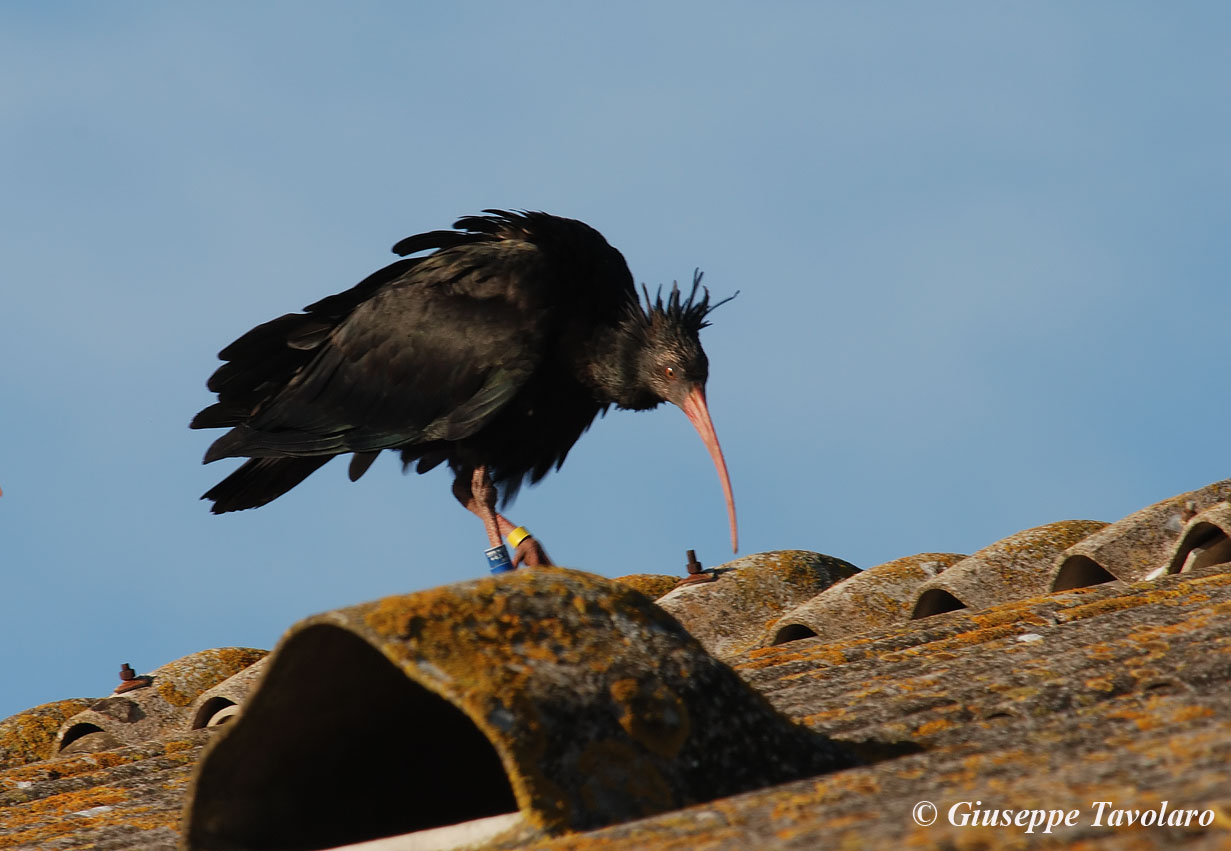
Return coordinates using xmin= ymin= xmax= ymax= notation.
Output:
xmin=967 ymin=608 xmax=1053 ymax=631
xmin=1058 ymin=579 xmax=1218 ymax=623
xmin=0 ymin=807 xmax=171 ymax=850
xmin=1204 ymin=803 xmax=1231 ymax=830
xmin=1185 ymin=571 xmax=1231 ymax=589
xmin=7 ymin=784 xmax=126 ymax=818
xmin=1084 ymin=676 xmax=1121 ymax=693
xmin=609 ymin=678 xmax=691 ymax=759
xmin=4 ymin=749 xmax=127 ymax=786
xmin=0 ymin=699 xmax=94 ymax=771
xmin=656 ymin=551 xmax=859 ymax=658
xmin=1164 ymin=704 xmax=1216 ymax=725
xmin=181 ymin=567 xmax=852 ymax=846
xmin=0 ymin=787 xmax=173 ymax=849
xmin=799 ymin=708 xmax=856 ymax=728
xmin=998 ymin=520 xmax=1108 ymax=561
xmin=741 ymin=642 xmax=851 ymax=671
xmin=613 ymin=574 xmax=680 ymax=600
xmin=914 ymin=717 xmax=956 ymax=737
xmin=497 ymin=563 xmax=1231 ymax=850
xmin=152 ymin=647 xmax=267 ymax=708
xmin=7 ymin=527 xmax=1231 ymax=850
xmin=901 ymin=622 xmax=1029 ymax=654
xmin=3 ymin=734 xmax=205 ymax=790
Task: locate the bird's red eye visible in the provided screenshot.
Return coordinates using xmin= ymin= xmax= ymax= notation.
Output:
xmin=665 ymin=366 xmax=676 ymax=379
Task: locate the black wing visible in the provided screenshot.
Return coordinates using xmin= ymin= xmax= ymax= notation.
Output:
xmin=199 ymin=238 xmax=552 ymax=463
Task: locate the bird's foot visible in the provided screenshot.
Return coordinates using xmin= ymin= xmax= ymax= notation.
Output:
xmin=512 ymin=535 xmax=553 ymax=568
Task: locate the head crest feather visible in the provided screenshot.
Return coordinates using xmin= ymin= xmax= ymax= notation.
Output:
xmin=638 ymin=270 xmax=738 ymax=333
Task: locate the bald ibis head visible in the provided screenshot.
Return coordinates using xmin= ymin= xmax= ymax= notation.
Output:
xmin=605 ymin=272 xmax=739 ymax=553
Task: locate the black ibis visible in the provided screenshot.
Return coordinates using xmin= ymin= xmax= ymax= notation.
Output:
xmin=192 ymin=210 xmax=737 ymax=569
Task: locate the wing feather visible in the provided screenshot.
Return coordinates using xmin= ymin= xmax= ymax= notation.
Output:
xmin=206 ymin=243 xmax=548 ymax=461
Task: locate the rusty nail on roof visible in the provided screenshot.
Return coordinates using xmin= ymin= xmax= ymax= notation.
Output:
xmin=114 ymin=663 xmax=152 ymax=694
xmin=677 ymin=548 xmax=716 ymax=586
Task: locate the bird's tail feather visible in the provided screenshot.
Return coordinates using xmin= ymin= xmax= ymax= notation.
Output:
xmin=203 ymin=456 xmax=332 ymax=513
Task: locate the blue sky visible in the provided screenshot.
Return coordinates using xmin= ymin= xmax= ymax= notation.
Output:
xmin=4 ymin=4 xmax=1230 ymax=720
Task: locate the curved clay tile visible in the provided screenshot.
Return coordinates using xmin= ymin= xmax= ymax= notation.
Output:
xmin=654 ymin=551 xmax=859 ymax=658
xmin=1165 ymin=501 xmax=1231 ymax=576
xmin=614 ymin=573 xmax=680 ymax=600
xmin=183 ymin=567 xmax=853 ymax=850
xmin=769 ymin=552 xmax=965 ymax=645
xmin=0 ymin=699 xmax=92 ymax=770
xmin=912 ymin=520 xmax=1106 ymax=618
xmin=1051 ymin=479 xmax=1231 ymax=590
xmin=54 ymin=648 xmax=266 ymax=755
xmin=187 ymin=656 xmax=270 ymax=730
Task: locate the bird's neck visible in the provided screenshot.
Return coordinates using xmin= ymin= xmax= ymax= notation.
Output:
xmin=580 ymin=320 xmax=660 ymax=411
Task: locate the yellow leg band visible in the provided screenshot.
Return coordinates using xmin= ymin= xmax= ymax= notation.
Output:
xmin=506 ymin=526 xmax=532 ymax=549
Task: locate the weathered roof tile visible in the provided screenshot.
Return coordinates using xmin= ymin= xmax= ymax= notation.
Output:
xmin=53 ymin=648 xmax=266 ymax=757
xmin=0 ymin=732 xmax=209 ymax=850
xmin=653 ymin=550 xmax=859 ymax=658
xmin=613 ymin=573 xmax=680 ymax=600
xmin=1052 ymin=479 xmax=1231 ymax=590
xmin=0 ymin=699 xmax=92 ymax=772
xmin=768 ymin=552 xmax=965 ymax=645
xmin=6 ymin=482 xmax=1231 ymax=850
xmin=912 ymin=519 xmax=1106 ymax=617
xmin=1166 ymin=501 xmax=1231 ymax=577
xmin=500 ymin=565 xmax=1231 ymax=850
xmin=183 ymin=567 xmax=852 ymax=850
xmin=186 ymin=655 xmax=269 ymax=730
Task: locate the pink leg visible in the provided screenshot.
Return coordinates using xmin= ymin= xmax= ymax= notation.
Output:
xmin=453 ymin=468 xmax=553 ymax=567
xmin=470 ymin=467 xmax=503 ymax=549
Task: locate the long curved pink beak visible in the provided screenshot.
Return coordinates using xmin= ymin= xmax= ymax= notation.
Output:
xmin=680 ymin=385 xmax=739 ymax=553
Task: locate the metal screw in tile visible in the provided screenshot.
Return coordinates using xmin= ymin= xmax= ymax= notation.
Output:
xmin=114 ymin=662 xmax=152 ymax=694
xmin=677 ymin=548 xmax=716 ymax=586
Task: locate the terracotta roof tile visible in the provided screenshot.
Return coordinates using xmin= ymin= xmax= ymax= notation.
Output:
xmin=0 ymin=700 xmax=92 ymax=772
xmin=1167 ymin=501 xmax=1231 ymax=576
xmin=912 ymin=519 xmax=1107 ymax=617
xmin=0 ymin=733 xmax=208 ymax=850
xmin=768 ymin=552 xmax=965 ymax=645
xmin=653 ymin=550 xmax=858 ymax=658
xmin=184 ymin=568 xmax=852 ymax=849
xmin=4 ymin=483 xmax=1231 ymax=849
xmin=1053 ymin=479 xmax=1231 ymax=590
xmin=53 ymin=649 xmax=266 ymax=758
xmin=612 ymin=573 xmax=680 ymax=600
xmin=506 ymin=565 xmax=1231 ymax=850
